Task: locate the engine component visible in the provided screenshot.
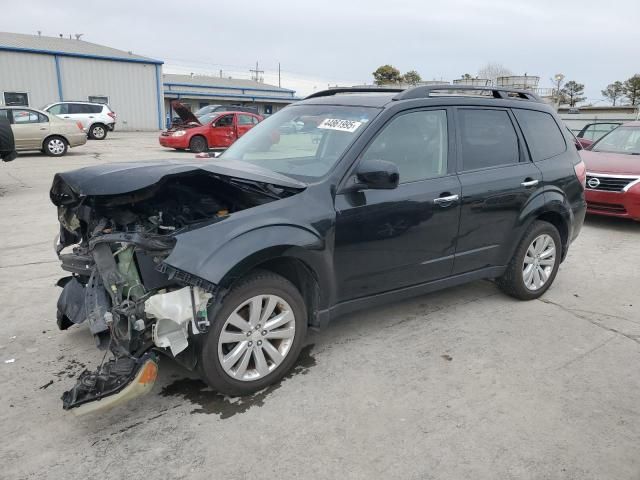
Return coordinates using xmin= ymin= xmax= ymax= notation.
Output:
xmin=145 ymin=286 xmax=212 ymax=356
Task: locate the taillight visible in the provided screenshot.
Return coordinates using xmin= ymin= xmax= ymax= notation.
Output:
xmin=107 ymin=112 xmax=116 ymax=119
xmin=574 ymin=160 xmax=587 ymax=189
xmin=76 ymin=121 xmax=83 ymax=131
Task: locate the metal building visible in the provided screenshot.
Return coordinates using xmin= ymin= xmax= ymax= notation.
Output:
xmin=0 ymin=32 xmax=164 ymax=130
xmin=163 ymin=74 xmax=299 ymax=119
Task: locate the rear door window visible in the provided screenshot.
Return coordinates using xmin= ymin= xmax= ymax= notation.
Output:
xmin=457 ymin=109 xmax=519 ymax=171
xmin=69 ymin=103 xmax=92 ymax=114
xmin=513 ymin=109 xmax=566 ymax=161
xmin=238 ymin=114 xmax=255 ymax=126
xmin=88 ymin=104 xmax=103 ymax=114
xmin=12 ymin=110 xmax=42 ymax=124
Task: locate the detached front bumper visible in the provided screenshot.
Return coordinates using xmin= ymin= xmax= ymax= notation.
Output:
xmin=585 ymin=183 xmax=640 ymax=220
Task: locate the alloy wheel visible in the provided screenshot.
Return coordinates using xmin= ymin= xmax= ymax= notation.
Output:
xmin=522 ymin=233 xmax=556 ymax=291
xmin=92 ymin=125 xmax=105 ymax=139
xmin=218 ymin=294 xmax=296 ymax=382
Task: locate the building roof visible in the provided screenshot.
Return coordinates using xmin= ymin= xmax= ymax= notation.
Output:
xmin=0 ymin=31 xmax=162 ymax=64
xmin=164 ymin=74 xmax=295 ymax=94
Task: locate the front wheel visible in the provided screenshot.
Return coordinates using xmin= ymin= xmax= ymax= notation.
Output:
xmin=189 ymin=135 xmax=207 ymax=153
xmin=199 ymin=271 xmax=307 ymax=396
xmin=497 ymin=220 xmax=562 ymax=300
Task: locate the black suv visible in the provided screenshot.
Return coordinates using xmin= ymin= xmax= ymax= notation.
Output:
xmin=51 ymin=85 xmax=586 ymax=413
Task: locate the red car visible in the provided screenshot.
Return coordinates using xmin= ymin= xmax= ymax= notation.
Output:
xmin=580 ymin=121 xmax=640 ymax=220
xmin=159 ymin=101 xmax=262 ymax=153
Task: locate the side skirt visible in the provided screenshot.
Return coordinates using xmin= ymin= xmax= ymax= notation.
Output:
xmin=315 ymin=266 xmax=506 ymax=329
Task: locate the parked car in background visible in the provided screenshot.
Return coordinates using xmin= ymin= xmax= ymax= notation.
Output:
xmin=52 ymin=85 xmax=586 ymax=414
xmin=0 ymin=106 xmax=86 ymax=156
xmin=194 ymin=104 xmax=259 ymax=117
xmin=577 ymin=122 xmax=621 ymax=143
xmin=580 ymin=121 xmax=640 ymax=220
xmin=43 ymin=101 xmax=116 ymax=140
xmin=160 ymin=102 xmax=263 ymax=152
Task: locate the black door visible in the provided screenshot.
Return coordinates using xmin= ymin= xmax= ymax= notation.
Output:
xmin=452 ymin=107 xmax=543 ymax=274
xmin=333 ymin=108 xmax=461 ymax=302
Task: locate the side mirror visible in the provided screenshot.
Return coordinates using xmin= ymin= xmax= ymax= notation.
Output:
xmin=0 ymin=119 xmax=17 ymax=162
xmin=354 ymin=159 xmax=399 ymax=190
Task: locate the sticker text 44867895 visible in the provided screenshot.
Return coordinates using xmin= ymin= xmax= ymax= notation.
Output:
xmin=317 ymin=118 xmax=363 ymax=133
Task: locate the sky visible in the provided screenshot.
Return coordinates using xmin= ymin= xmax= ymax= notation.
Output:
xmin=2 ymin=0 xmax=639 ymax=102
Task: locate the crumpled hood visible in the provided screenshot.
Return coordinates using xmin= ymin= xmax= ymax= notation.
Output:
xmin=50 ymin=159 xmax=306 ymax=202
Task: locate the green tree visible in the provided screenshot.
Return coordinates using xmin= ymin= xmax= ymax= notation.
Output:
xmin=623 ymin=74 xmax=640 ymax=105
xmin=560 ymin=80 xmax=586 ymax=107
xmin=461 ymin=73 xmax=473 ymax=80
xmin=601 ymin=81 xmax=625 ymax=106
xmin=402 ymin=70 xmax=422 ymax=85
xmin=372 ymin=65 xmax=402 ymax=85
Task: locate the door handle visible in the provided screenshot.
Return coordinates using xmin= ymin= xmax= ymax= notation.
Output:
xmin=40 ymin=127 xmax=47 ymax=130
xmin=521 ymin=179 xmax=539 ymax=188
xmin=433 ymin=194 xmax=459 ymax=206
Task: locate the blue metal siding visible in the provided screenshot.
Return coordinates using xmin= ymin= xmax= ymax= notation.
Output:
xmin=164 ymin=90 xmax=300 ymax=102
xmin=0 ymin=46 xmax=163 ymax=65
xmin=164 ymin=82 xmax=295 ymax=95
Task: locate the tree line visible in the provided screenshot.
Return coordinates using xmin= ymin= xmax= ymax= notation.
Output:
xmin=372 ymin=63 xmax=640 ymax=107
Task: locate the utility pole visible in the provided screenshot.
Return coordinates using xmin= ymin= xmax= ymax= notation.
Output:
xmin=278 ymin=62 xmax=281 ymax=88
xmin=250 ymin=61 xmax=264 ymax=82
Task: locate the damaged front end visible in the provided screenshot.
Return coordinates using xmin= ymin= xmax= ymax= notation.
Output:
xmin=50 ymin=162 xmax=300 ymax=414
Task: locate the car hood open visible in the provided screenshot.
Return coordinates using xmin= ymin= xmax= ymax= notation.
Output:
xmin=50 ymin=159 xmax=306 ymax=201
xmin=171 ymin=100 xmax=201 ymax=125
xmin=581 ymin=150 xmax=640 ymax=176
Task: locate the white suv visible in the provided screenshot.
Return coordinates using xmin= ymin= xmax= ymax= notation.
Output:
xmin=43 ymin=102 xmax=116 ymax=140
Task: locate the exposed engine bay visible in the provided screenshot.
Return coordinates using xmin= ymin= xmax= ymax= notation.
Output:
xmin=51 ymin=164 xmax=301 ymax=414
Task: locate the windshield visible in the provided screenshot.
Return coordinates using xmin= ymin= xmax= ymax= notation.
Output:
xmin=194 ymin=105 xmax=221 ymax=116
xmin=197 ymin=113 xmax=217 ymax=124
xmin=592 ymin=126 xmax=640 ymax=155
xmin=220 ymin=104 xmax=379 ymax=181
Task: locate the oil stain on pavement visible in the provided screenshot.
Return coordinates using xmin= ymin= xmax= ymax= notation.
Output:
xmin=160 ymin=344 xmax=316 ymax=419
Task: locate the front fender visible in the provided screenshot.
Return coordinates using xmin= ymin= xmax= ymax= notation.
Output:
xmin=164 ymin=223 xmax=327 ymax=288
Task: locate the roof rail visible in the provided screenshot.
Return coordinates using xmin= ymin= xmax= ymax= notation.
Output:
xmin=305 ymin=87 xmax=405 ymax=99
xmin=393 ymin=84 xmax=542 ymax=102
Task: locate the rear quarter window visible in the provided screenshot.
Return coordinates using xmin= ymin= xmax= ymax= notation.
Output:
xmin=513 ymin=109 xmax=566 ymax=161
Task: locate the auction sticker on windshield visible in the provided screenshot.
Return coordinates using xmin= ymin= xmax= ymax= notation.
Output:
xmin=318 ymin=118 xmax=362 ymax=133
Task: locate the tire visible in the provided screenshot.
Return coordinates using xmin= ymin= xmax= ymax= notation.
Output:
xmin=89 ymin=123 xmax=108 ymax=140
xmin=199 ymin=271 xmax=308 ymax=396
xmin=43 ymin=136 xmax=68 ymax=157
xmin=189 ymin=135 xmax=207 ymax=153
xmin=497 ymin=220 xmax=562 ymax=300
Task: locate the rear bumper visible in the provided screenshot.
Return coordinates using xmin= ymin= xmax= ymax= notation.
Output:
xmin=159 ymin=134 xmax=188 ymax=149
xmin=585 ymin=186 xmax=640 ymax=220
xmin=66 ymin=132 xmax=88 ymax=148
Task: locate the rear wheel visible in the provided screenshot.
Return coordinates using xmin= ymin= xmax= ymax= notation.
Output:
xmin=497 ymin=220 xmax=561 ymax=300
xmin=43 ymin=136 xmax=68 ymax=157
xmin=89 ymin=123 xmax=107 ymax=140
xmin=199 ymin=271 xmax=307 ymax=396
xmin=189 ymin=135 xmax=207 ymax=153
